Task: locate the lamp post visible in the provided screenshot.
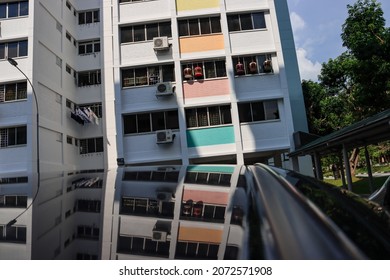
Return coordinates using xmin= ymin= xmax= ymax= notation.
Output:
xmin=6 ymin=57 xmax=40 ymax=227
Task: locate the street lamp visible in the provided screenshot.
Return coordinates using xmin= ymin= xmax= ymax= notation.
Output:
xmin=6 ymin=57 xmax=40 ymax=227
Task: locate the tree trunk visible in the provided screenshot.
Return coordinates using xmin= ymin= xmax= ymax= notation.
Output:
xmin=349 ymin=148 xmax=360 ymax=176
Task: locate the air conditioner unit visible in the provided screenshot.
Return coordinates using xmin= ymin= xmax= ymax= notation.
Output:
xmin=152 ymin=230 xmax=168 ymax=242
xmin=153 ymin=36 xmax=169 ymax=51
xmin=156 ymin=82 xmax=174 ymax=96
xmin=156 ymin=129 xmax=174 ymax=144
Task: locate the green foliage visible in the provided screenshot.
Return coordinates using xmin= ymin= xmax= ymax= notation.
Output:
xmin=302 ymin=0 xmax=390 ymax=136
xmin=342 ymin=0 xmax=386 ymax=60
xmin=324 ymin=176 xmax=387 ymax=194
xmin=341 ymin=0 xmax=390 ymax=117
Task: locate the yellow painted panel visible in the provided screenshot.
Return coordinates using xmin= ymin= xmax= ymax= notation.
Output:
xmin=176 ymin=0 xmax=220 ymax=11
xmin=179 ymin=226 xmax=223 ymax=243
xmin=180 ymin=34 xmax=224 ymax=53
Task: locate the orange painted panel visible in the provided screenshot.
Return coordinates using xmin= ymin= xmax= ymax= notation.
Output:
xmin=180 ymin=34 xmax=224 ymax=53
xmin=178 ymin=226 xmax=223 ymax=243
xmin=182 ymin=189 xmax=229 ymax=205
xmin=183 ymin=78 xmax=230 ymax=99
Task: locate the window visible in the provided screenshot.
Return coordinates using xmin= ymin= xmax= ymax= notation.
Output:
xmin=78 ymin=40 xmax=100 ymax=55
xmin=77 ymin=225 xmax=99 ymax=239
xmin=66 ymin=1 xmax=71 ymax=10
xmin=66 ymin=99 xmax=74 ymax=109
xmin=56 ymin=56 xmax=62 ymax=67
xmin=122 ymin=64 xmax=175 ymax=88
xmin=0 ymin=4 xmax=5 ymax=18
xmin=0 ymin=82 xmax=27 ymax=103
xmin=0 ymin=225 xmax=27 ymax=243
xmin=178 ymin=17 xmax=221 ymax=37
xmin=175 ymin=241 xmax=219 ymax=259
xmin=238 ymin=100 xmax=279 ymax=123
xmin=76 ymin=199 xmax=101 ymax=212
xmin=185 ymin=105 xmax=231 ymax=128
xmin=0 ymin=195 xmax=27 ymax=207
xmin=121 ymin=197 xmax=174 ymax=217
xmin=0 ymin=126 xmax=27 ymax=148
xmin=78 ymin=10 xmax=99 ymax=25
xmin=0 ymin=40 xmax=28 ymax=59
xmin=76 ymin=253 xmax=98 ymax=260
xmin=77 ymin=70 xmax=101 ymax=86
xmin=182 ymin=60 xmax=226 ymax=80
xmin=67 ymin=135 xmax=73 ymax=145
xmin=123 ymin=110 xmax=179 ymax=135
xmin=232 ymin=54 xmax=273 ymax=75
xmin=0 ymin=176 xmax=28 ymax=185
xmin=0 ymin=1 xmax=28 ymax=19
xmin=79 ymin=137 xmax=103 ymax=154
xmin=118 ymin=235 xmax=170 ymax=257
xmin=227 ymin=12 xmax=266 ymax=32
xmin=120 ymin=21 xmax=172 ymax=43
xmin=56 ymin=21 xmax=62 ymax=32
xmin=65 ymin=32 xmax=72 ymax=41
xmin=66 ymin=64 xmax=72 ymax=74
xmin=123 ymin=170 xmax=179 ymax=182
xmin=184 ymin=172 xmax=231 ymax=186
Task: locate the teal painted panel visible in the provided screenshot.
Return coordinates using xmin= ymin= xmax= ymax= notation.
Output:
xmin=187 ymin=165 xmax=235 ymax=174
xmin=186 ymin=126 xmax=235 ymax=148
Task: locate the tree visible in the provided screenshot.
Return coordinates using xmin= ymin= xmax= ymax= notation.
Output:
xmin=341 ymin=0 xmax=390 ymax=118
xmin=342 ymin=0 xmax=387 ymax=61
xmin=302 ymin=0 xmax=389 ymax=136
xmin=302 ymin=78 xmax=354 ymax=136
xmin=300 ymin=0 xmax=389 ymax=175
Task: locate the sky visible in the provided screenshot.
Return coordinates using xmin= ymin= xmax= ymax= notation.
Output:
xmin=286 ymin=0 xmax=390 ymax=81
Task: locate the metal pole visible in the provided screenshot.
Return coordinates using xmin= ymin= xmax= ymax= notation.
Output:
xmin=6 ymin=58 xmax=40 ymax=227
xmin=313 ymin=152 xmax=323 ymax=180
xmin=364 ymin=145 xmax=374 ymax=193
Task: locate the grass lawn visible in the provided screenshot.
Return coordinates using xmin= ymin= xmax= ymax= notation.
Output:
xmin=356 ymin=164 xmax=390 ymax=174
xmin=324 ymin=176 xmax=388 ymax=195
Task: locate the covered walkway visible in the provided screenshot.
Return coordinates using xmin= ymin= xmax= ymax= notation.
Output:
xmin=289 ymin=109 xmax=390 ymax=192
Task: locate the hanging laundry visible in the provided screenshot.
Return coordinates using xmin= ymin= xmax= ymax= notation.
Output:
xmin=71 ymin=106 xmax=99 ymax=125
xmin=71 ymin=111 xmax=84 ymax=125
xmin=71 ymin=177 xmax=100 ymax=188
xmin=83 ymin=107 xmax=99 ymax=125
xmin=76 ymin=107 xmax=91 ymax=123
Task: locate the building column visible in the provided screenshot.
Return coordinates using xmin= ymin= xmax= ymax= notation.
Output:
xmin=291 ymin=156 xmax=300 ymax=172
xmin=338 ymin=152 xmax=347 ymax=189
xmin=364 ymin=145 xmax=374 ymax=193
xmin=342 ymin=144 xmax=353 ymax=191
xmin=274 ymin=153 xmax=283 ymax=168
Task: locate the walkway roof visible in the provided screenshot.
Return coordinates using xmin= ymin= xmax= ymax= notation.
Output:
xmin=289 ymin=109 xmax=390 ymax=157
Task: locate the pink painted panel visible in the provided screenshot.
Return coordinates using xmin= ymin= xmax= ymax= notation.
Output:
xmin=182 ymin=189 xmax=229 ymax=205
xmin=183 ymin=78 xmax=230 ymax=99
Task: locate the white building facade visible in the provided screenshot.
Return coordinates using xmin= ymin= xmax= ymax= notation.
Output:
xmin=1 ymin=0 xmax=311 ymax=259
xmin=0 ymin=0 xmax=310 ymax=174
xmin=111 ymin=0 xmax=310 ymax=170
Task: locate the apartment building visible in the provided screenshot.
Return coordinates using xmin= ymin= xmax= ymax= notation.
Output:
xmin=0 ymin=0 xmax=310 ymax=174
xmin=0 ymin=0 xmax=108 ymax=259
xmin=0 ymin=0 xmax=110 ymax=176
xmin=0 ymin=0 xmax=310 ymax=258
xmin=112 ymin=0 xmax=310 ymax=171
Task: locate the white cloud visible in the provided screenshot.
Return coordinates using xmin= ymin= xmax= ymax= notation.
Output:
xmin=290 ymin=12 xmax=306 ymax=33
xmin=296 ymin=48 xmax=322 ymax=81
xmin=288 ymin=11 xmax=322 ymax=80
